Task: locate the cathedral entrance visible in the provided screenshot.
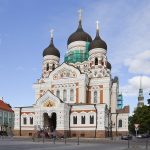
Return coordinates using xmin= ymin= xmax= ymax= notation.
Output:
xmin=43 ymin=112 xmax=57 ymax=132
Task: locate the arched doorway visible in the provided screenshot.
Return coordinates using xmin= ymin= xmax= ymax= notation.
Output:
xmin=43 ymin=112 xmax=57 ymax=132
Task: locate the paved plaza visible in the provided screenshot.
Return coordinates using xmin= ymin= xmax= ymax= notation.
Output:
xmin=0 ymin=137 xmax=150 ymax=150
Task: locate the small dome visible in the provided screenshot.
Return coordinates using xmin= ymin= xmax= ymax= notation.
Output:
xmin=113 ymin=76 xmax=119 ymax=83
xmin=90 ymin=28 xmax=107 ymax=50
xmin=107 ymin=61 xmax=111 ymax=70
xmin=43 ymin=38 xmax=60 ymax=57
xmin=67 ymin=21 xmax=92 ymax=45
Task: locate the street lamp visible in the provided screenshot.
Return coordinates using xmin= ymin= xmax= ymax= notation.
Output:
xmin=110 ymin=121 xmax=116 ymax=139
xmin=111 ymin=112 xmax=119 ymax=136
xmin=108 ymin=109 xmax=118 ymax=139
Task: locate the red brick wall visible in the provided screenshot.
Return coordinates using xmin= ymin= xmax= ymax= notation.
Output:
xmin=13 ymin=129 xmax=107 ymax=138
xmin=13 ymin=130 xmax=35 ymax=136
xmin=71 ymin=130 xmax=106 ymax=138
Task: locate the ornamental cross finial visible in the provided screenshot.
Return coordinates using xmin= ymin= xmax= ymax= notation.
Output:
xmin=96 ymin=20 xmax=99 ymax=30
xmin=50 ymin=29 xmax=54 ymax=39
xmin=78 ymin=9 xmax=83 ymax=21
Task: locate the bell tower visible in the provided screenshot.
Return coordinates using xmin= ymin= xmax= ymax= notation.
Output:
xmin=89 ymin=21 xmax=110 ymax=78
xmin=137 ymin=76 xmax=144 ymax=107
xmin=42 ymin=30 xmax=60 ymax=78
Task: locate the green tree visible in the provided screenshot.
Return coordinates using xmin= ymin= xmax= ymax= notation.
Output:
xmin=129 ymin=105 xmax=150 ymax=134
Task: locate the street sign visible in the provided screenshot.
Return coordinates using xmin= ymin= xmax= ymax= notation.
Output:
xmin=134 ymin=124 xmax=139 ymax=129
xmin=134 ymin=124 xmax=139 ymax=137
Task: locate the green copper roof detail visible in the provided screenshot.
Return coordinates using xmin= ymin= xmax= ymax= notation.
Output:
xmin=64 ymin=42 xmax=90 ymax=63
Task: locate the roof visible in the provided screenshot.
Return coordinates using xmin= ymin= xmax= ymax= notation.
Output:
xmin=0 ymin=100 xmax=14 ymax=112
xmin=90 ymin=30 xmax=107 ymax=50
xmin=43 ymin=38 xmax=60 ymax=57
xmin=67 ymin=20 xmax=92 ymax=45
xmin=116 ymin=105 xmax=130 ymax=114
xmin=113 ymin=76 xmax=119 ymax=83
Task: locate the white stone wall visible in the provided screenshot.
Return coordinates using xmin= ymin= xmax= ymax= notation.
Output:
xmin=111 ymin=113 xmax=129 ymax=133
xmin=89 ymin=77 xmax=111 ymax=106
xmin=70 ymin=105 xmax=96 ymax=131
xmin=96 ymin=104 xmax=108 ymax=130
xmin=13 ymin=107 xmax=35 ymax=131
xmin=117 ymin=113 xmax=129 ymax=132
xmin=111 ymin=82 xmax=118 ymax=113
xmin=13 ymin=108 xmax=20 ymax=130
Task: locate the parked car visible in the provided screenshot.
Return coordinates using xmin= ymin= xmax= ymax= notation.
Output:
xmin=136 ymin=134 xmax=142 ymax=138
xmin=136 ymin=134 xmax=150 ymax=138
xmin=121 ymin=135 xmax=132 ymax=140
xmin=141 ymin=133 xmax=150 ymax=138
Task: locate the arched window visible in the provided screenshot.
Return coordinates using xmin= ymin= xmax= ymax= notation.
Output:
xmin=95 ymin=58 xmax=98 ymax=65
xmin=90 ymin=63 xmax=92 ymax=67
xmin=30 ymin=117 xmax=33 ymax=125
xmin=46 ymin=63 xmax=49 ymax=71
xmin=23 ymin=117 xmax=27 ymax=125
xmin=81 ymin=116 xmax=85 ymax=124
xmin=94 ymin=91 xmax=97 ymax=103
xmin=70 ymin=89 xmax=74 ymax=101
xmin=56 ymin=90 xmax=60 ymax=98
xmin=90 ymin=115 xmax=94 ymax=124
xmin=63 ymin=89 xmax=67 ymax=101
xmin=73 ymin=116 xmax=77 ymax=124
xmin=118 ymin=119 xmax=122 ymax=127
xmin=52 ymin=64 xmax=55 ymax=70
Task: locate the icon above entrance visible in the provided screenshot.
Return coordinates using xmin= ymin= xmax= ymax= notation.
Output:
xmin=43 ymin=100 xmax=55 ymax=107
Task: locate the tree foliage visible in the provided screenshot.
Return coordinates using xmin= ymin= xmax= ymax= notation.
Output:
xmin=129 ymin=106 xmax=150 ymax=134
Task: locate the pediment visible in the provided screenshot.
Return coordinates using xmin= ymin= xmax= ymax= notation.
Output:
xmin=35 ymin=90 xmax=62 ymax=107
xmin=49 ymin=63 xmax=81 ymax=80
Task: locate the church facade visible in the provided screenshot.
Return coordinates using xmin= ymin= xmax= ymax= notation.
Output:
xmin=13 ymin=11 xmax=129 ymax=138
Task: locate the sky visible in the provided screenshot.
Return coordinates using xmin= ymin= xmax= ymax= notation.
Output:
xmin=0 ymin=0 xmax=150 ymax=113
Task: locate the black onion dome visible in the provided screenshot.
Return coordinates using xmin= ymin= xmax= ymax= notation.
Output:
xmin=90 ymin=29 xmax=107 ymax=50
xmin=43 ymin=38 xmax=60 ymax=57
xmin=67 ymin=20 xmax=92 ymax=45
xmin=107 ymin=61 xmax=111 ymax=70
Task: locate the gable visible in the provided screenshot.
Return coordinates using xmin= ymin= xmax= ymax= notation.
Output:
xmin=49 ymin=63 xmax=81 ymax=80
xmin=35 ymin=90 xmax=63 ymax=107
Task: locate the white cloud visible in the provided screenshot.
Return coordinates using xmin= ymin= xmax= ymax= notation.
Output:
xmin=120 ymin=76 xmax=150 ymax=97
xmin=113 ymin=2 xmax=150 ymax=65
xmin=124 ymin=50 xmax=150 ymax=74
xmin=81 ymin=1 xmax=150 ymax=75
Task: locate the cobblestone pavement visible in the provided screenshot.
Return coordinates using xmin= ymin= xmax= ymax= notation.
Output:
xmin=0 ymin=137 xmax=149 ymax=150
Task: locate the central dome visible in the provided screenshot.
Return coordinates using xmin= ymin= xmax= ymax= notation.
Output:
xmin=67 ymin=21 xmax=92 ymax=45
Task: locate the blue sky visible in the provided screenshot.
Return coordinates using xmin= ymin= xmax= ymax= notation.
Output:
xmin=0 ymin=0 xmax=150 ymax=113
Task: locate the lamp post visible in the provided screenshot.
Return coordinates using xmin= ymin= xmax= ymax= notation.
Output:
xmin=108 ymin=108 xmax=112 ymax=138
xmin=108 ymin=108 xmax=118 ymax=139
xmin=110 ymin=121 xmax=116 ymax=140
xmin=111 ymin=112 xmax=119 ymax=136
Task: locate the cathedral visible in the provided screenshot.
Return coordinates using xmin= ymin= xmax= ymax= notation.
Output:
xmin=13 ymin=11 xmax=129 ymax=138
